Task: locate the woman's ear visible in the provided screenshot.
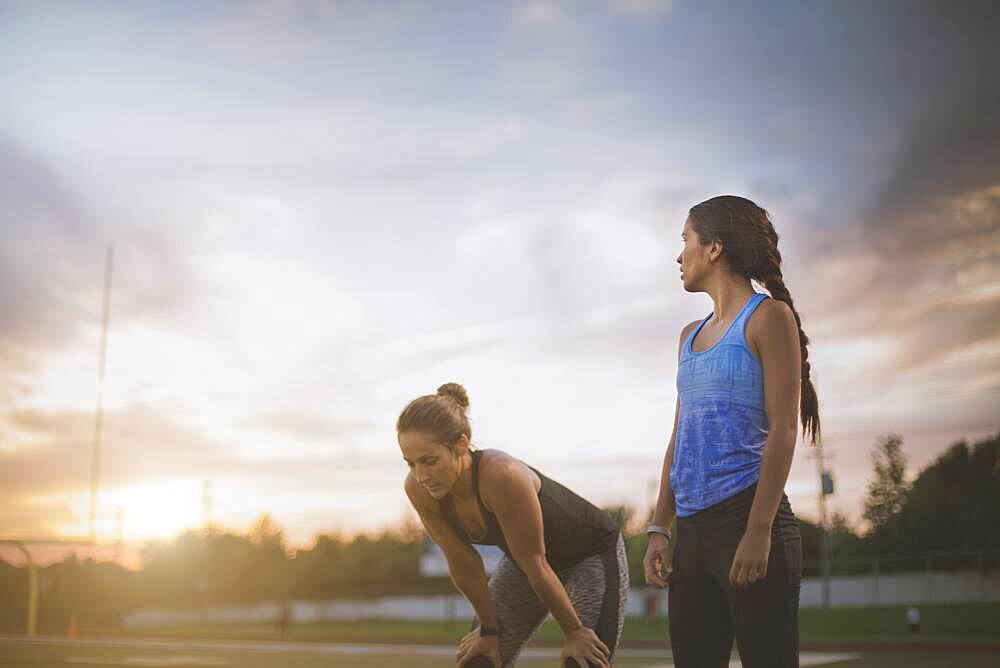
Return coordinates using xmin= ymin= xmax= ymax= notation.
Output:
xmin=454 ymin=433 xmax=470 ymax=455
xmin=708 ymin=239 xmax=723 ymax=262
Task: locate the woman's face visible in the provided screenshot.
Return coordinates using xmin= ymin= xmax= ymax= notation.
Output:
xmin=399 ymin=431 xmax=466 ymax=499
xmin=676 ymin=218 xmax=715 ymax=292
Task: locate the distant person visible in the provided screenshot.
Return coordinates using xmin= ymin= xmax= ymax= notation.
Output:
xmin=906 ymin=606 xmax=921 ymax=634
xmin=643 ymin=196 xmax=815 ymax=667
xmin=277 ymin=600 xmax=292 ymax=640
xmin=398 ymin=383 xmax=628 ymax=668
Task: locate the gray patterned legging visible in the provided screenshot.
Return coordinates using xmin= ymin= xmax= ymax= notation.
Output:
xmin=475 ymin=534 xmax=629 ymax=667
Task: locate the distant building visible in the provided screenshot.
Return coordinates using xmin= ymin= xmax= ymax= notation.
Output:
xmin=419 ymin=536 xmax=504 ymax=577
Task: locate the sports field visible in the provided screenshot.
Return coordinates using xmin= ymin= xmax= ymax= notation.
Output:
xmin=2 ymin=636 xmax=998 ymax=667
xmin=3 ymin=603 xmax=997 ymax=666
xmin=72 ymin=603 xmax=1000 ymax=647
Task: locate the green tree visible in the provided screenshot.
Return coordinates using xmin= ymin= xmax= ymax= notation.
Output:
xmin=893 ymin=432 xmax=1000 ymax=553
xmin=863 ymin=433 xmax=909 ymax=538
xmin=246 ymin=514 xmax=291 ymax=600
xmin=249 ymin=514 xmax=287 ymax=551
xmin=797 ymin=513 xmax=866 ymax=575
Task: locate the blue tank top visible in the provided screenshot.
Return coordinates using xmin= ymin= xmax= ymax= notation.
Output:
xmin=671 ymin=292 xmax=769 ymax=517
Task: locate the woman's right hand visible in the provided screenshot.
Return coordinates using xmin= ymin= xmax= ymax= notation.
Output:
xmin=643 ymin=533 xmax=672 ymax=587
xmin=456 ymin=628 xmax=500 ymax=667
xmin=560 ymin=627 xmax=610 ymax=668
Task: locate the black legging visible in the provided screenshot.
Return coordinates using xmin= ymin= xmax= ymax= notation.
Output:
xmin=668 ymin=483 xmax=802 ymax=668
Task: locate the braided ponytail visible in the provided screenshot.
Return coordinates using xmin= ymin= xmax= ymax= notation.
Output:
xmin=759 ymin=252 xmax=821 ymax=444
xmin=689 ymin=195 xmax=821 ymax=444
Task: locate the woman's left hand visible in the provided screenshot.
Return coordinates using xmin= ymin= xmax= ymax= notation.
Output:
xmin=729 ymin=526 xmax=771 ymax=588
xmin=456 ymin=627 xmax=500 ymax=667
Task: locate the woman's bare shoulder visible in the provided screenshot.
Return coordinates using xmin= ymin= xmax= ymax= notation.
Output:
xmin=747 ymin=298 xmax=797 ymax=336
xmin=681 ymin=319 xmax=702 ymax=338
xmin=478 ymin=449 xmax=536 ymax=498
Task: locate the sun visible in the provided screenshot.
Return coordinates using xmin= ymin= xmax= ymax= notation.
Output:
xmin=54 ymin=479 xmax=204 ymax=543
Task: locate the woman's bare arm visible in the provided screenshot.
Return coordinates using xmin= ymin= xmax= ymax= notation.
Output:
xmin=644 ymin=320 xmax=699 ymax=586
xmin=481 ymin=457 xmax=610 ymax=667
xmin=479 ymin=458 xmax=582 ymax=634
xmin=730 ymin=299 xmax=801 ymax=587
xmin=404 ymin=475 xmax=498 ymax=628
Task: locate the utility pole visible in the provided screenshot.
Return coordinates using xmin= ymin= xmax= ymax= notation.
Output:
xmin=814 ymin=437 xmax=835 ymax=608
xmin=203 ymin=480 xmax=213 ymax=534
xmin=114 ymin=506 xmax=124 ymax=562
xmin=89 ymin=245 xmax=114 ymax=542
xmin=807 ymin=371 xmax=835 ymax=608
xmin=199 ymin=481 xmax=213 ymax=607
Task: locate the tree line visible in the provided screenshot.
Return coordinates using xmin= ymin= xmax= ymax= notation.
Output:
xmin=1 ymin=431 xmax=997 ymax=632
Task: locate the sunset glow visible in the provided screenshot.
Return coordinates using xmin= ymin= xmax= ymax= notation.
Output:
xmin=1 ymin=2 xmax=997 ymax=566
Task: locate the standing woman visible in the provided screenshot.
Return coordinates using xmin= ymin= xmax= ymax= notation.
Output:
xmin=643 ymin=196 xmax=817 ymax=667
xmin=398 ymin=383 xmax=628 ymax=667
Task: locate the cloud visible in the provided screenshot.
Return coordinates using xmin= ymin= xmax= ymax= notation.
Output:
xmin=785 ymin=108 xmax=1000 ymax=519
xmin=0 ymin=135 xmax=98 ymax=356
xmin=0 ymin=405 xmax=234 ymax=501
xmin=516 ymin=0 xmax=568 ymax=29
xmin=609 ymin=0 xmax=674 ymax=16
xmin=0 ymin=498 xmax=79 ymax=539
xmin=0 ymin=400 xmax=404 ymax=539
xmin=241 ymin=410 xmax=378 ymax=445
xmin=0 ymin=134 xmax=218 ymax=415
xmin=3 ymin=0 xmax=999 ymax=540
xmin=442 ymin=120 xmax=530 ymax=158
xmin=789 ymin=6 xmax=1000 ymax=378
xmin=803 ymin=170 xmax=1000 ymax=378
xmin=871 ymin=91 xmax=1000 ymax=226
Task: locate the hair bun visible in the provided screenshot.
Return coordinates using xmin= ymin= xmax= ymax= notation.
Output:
xmin=436 ymin=382 xmax=469 ymax=408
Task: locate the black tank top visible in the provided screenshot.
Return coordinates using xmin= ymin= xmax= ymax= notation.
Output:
xmin=440 ymin=450 xmax=619 ymax=571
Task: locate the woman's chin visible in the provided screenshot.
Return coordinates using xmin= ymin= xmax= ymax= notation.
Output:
xmin=680 ymin=276 xmax=703 ymax=293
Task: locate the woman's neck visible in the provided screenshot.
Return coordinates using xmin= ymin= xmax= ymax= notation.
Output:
xmin=707 ymin=276 xmax=755 ymax=323
xmin=448 ymin=451 xmax=476 ymax=501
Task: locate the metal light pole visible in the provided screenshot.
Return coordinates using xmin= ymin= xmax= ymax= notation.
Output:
xmin=811 ymin=429 xmax=836 ymax=609
xmin=89 ymin=245 xmax=114 ymax=542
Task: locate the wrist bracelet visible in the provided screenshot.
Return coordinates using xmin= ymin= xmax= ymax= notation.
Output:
xmin=479 ymin=625 xmax=500 ymax=637
xmin=646 ymin=524 xmax=672 ymax=540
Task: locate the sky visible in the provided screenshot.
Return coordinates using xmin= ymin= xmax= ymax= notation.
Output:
xmin=1 ymin=0 xmax=998 ymax=566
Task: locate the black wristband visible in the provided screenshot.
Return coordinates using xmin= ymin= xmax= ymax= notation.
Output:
xmin=479 ymin=625 xmax=500 ymax=637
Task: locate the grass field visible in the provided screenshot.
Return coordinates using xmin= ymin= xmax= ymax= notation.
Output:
xmin=83 ymin=602 xmax=1000 ymax=648
xmin=1 ymin=637 xmax=998 ymax=667
xmin=2 ymin=603 xmax=996 ymax=666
